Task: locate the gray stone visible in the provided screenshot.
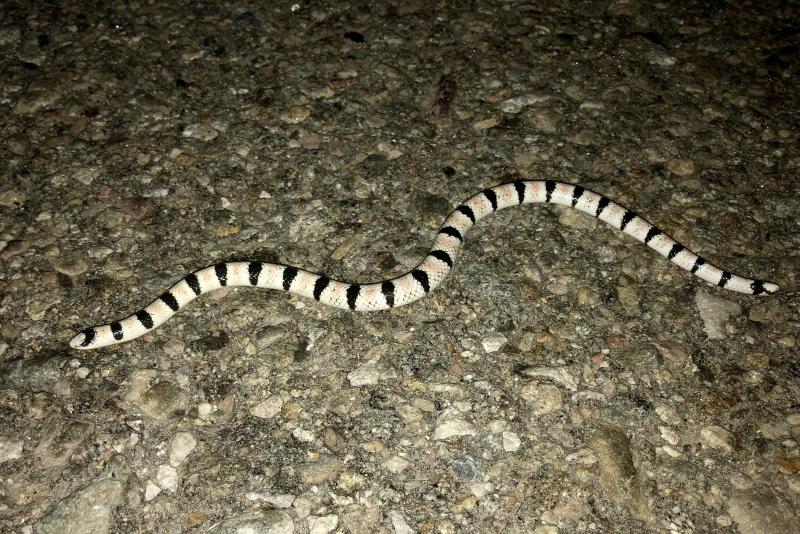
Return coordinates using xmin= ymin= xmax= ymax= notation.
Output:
xmin=207 ymin=510 xmax=294 ymax=534
xmin=34 ymin=479 xmax=123 ymax=534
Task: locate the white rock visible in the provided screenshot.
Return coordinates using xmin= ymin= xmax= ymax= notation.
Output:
xmin=157 ymin=464 xmax=179 ymax=492
xmin=347 ymin=358 xmax=396 ymax=386
xmin=251 ymin=395 xmax=284 ymax=419
xmin=169 ymin=432 xmax=197 ymax=466
xmin=565 ymin=448 xmax=598 ymax=464
xmin=384 ymin=455 xmax=411 ymax=473
xmin=292 ymin=427 xmax=315 ymax=442
xmin=0 ymin=437 xmax=23 ymax=463
xmin=695 ymin=291 xmax=743 ymax=340
xmin=182 ymin=123 xmax=218 ymax=141
xmin=501 ymin=93 xmax=552 ymax=113
xmin=434 ymin=410 xmax=477 ymax=440
xmin=144 ymin=480 xmax=161 ymax=501
xmin=470 ymin=481 xmax=494 ymax=499
xmin=481 ymin=333 xmax=507 ymax=353
xmin=389 ymin=510 xmax=415 ymax=534
xmin=502 ymin=431 xmax=521 ymax=452
xmin=308 ymin=514 xmax=338 ymax=534
xmin=700 ymin=425 xmax=734 ymax=452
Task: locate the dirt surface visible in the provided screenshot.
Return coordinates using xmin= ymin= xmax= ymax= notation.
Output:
xmin=1 ymin=1 xmax=798 ymax=533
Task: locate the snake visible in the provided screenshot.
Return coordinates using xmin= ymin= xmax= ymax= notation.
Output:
xmin=69 ymin=180 xmax=779 ymax=349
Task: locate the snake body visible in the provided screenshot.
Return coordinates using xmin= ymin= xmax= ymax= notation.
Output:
xmin=70 ymin=180 xmax=779 ymax=349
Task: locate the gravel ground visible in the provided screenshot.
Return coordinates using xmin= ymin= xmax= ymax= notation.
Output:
xmin=1 ymin=1 xmax=799 ymax=533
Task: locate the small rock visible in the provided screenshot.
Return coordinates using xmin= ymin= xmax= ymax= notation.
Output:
xmin=169 ymin=432 xmax=197 ymax=466
xmin=384 ymin=455 xmax=410 ymax=473
xmin=481 ymin=333 xmax=507 ymax=353
xmin=280 ymin=105 xmax=311 ymax=124
xmin=531 ymin=108 xmax=561 ymax=134
xmin=0 ymin=436 xmax=24 ymax=463
xmin=347 ymin=358 xmax=395 ymax=386
xmin=566 ymin=448 xmax=598 ymax=464
xmin=56 ymin=254 xmax=89 ymax=276
xmin=700 ymin=425 xmax=734 ymax=452
xmin=157 ymin=464 xmax=179 ymax=492
xmin=500 ymin=93 xmax=551 ymax=113
xmin=34 ymin=420 xmax=94 ymax=469
xmin=251 ymin=395 xmax=284 ymax=419
xmin=667 ymin=159 xmax=695 ymax=176
xmin=139 ymin=381 xmax=191 ymax=420
xmin=308 ymin=515 xmax=338 ymax=534
xmin=388 ymin=510 xmax=414 ymax=534
xmin=695 ymin=291 xmax=742 ymax=340
xmin=502 ymin=431 xmax=521 ymax=451
xmin=452 ymin=455 xmax=482 ymax=480
xmin=434 ymin=410 xmax=477 ymax=440
xmin=33 ymin=479 xmax=123 ymax=534
xmin=144 ymin=480 xmax=161 ymax=501
xmin=592 ymin=428 xmax=650 ymax=521
xmin=472 ymin=117 xmax=499 ymax=130
xmin=728 ymin=489 xmax=799 ymax=534
xmin=182 ymin=123 xmax=219 ymax=141
xmin=74 ymin=166 xmax=102 ymax=185
xmin=26 ymin=294 xmax=61 ymax=320
xmin=292 ymin=427 xmax=315 ymax=442
xmin=207 ymin=510 xmax=294 ymax=534
xmin=654 ymin=339 xmax=689 ymax=364
xmin=299 ymin=455 xmax=339 ymax=484
xmin=617 ymin=285 xmax=641 ymax=315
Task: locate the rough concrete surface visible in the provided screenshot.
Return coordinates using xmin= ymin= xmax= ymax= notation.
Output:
xmin=1 ymin=1 xmax=798 ymax=533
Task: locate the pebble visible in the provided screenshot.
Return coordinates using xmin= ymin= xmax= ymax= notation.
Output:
xmin=139 ymin=381 xmax=191 ymax=420
xmin=695 ymin=291 xmax=743 ymax=339
xmin=434 ymin=410 xmax=478 ymax=440
xmin=144 ymin=480 xmax=161 ymax=501
xmin=182 ymin=123 xmax=219 ymax=141
xmin=0 ymin=436 xmax=23 ymax=463
xmin=728 ymin=489 xmax=798 ymax=534
xmin=169 ymin=432 xmax=197 ymax=466
xmin=73 ymin=166 xmax=101 ymax=185
xmin=34 ymin=420 xmax=94 ymax=469
xmin=520 ymin=383 xmax=563 ymax=415
xmin=384 ymin=455 xmax=411 ymax=473
xmin=700 ymin=425 xmax=734 ymax=452
xmin=592 ymin=428 xmax=650 ymax=521
xmin=531 ymin=108 xmax=561 ymax=134
xmin=472 ymin=117 xmax=499 ymax=130
xmin=481 ymin=333 xmax=507 ymax=353
xmin=308 ymin=515 xmax=338 ymax=534
xmin=388 ymin=510 xmax=414 ymax=534
xmin=502 ymin=431 xmax=521 ymax=452
xmin=347 ymin=358 xmax=396 ymax=386
xmin=157 ymin=464 xmax=179 ymax=492
xmin=33 ymin=479 xmax=123 ymax=534
xmin=26 ymin=294 xmax=61 ymax=320
xmin=616 ymin=285 xmax=641 ymax=315
xmin=299 ymin=455 xmax=340 ymax=484
xmin=667 ymin=159 xmax=695 ymax=176
xmin=280 ymin=105 xmax=311 ymax=124
xmin=206 ymin=510 xmax=294 ymax=534
xmin=251 ymin=395 xmax=284 ymax=419
xmin=500 ymin=93 xmax=551 ymax=113
xmin=654 ymin=339 xmax=689 ymax=364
